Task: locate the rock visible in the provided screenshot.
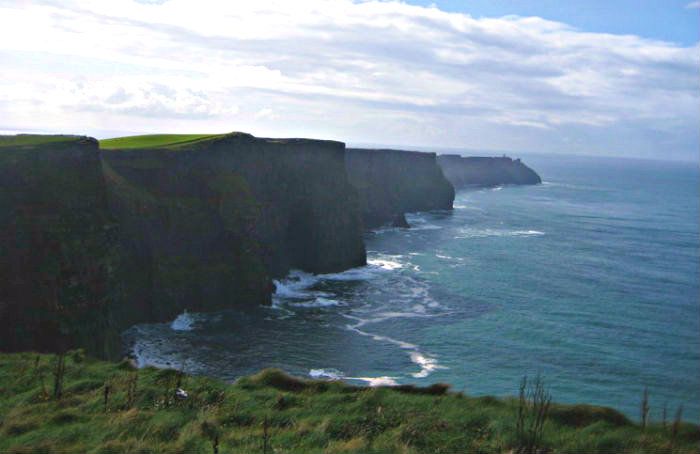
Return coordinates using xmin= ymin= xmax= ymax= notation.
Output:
xmin=392 ymin=213 xmax=410 ymax=228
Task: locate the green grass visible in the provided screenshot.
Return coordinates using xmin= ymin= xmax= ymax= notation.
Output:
xmin=99 ymin=134 xmax=226 ymax=150
xmin=0 ymin=353 xmax=697 ymax=453
xmin=0 ymin=134 xmax=88 ymax=148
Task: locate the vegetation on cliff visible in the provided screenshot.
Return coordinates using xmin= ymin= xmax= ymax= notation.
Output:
xmin=1 ymin=353 xmax=697 ymax=454
xmin=99 ymin=134 xmax=226 ymax=150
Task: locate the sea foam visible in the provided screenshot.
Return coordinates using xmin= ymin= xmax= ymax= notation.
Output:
xmin=171 ymin=310 xmax=195 ymax=331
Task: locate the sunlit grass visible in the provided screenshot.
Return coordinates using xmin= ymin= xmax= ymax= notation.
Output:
xmin=0 ymin=353 xmax=697 ymax=453
xmin=0 ymin=134 xmax=87 ymax=148
xmin=99 ymin=134 xmax=226 ymax=150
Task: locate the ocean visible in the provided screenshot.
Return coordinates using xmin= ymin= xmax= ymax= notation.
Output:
xmin=125 ymin=153 xmax=700 ymax=421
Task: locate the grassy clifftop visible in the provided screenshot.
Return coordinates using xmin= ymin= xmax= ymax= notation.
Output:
xmin=0 ymin=134 xmax=91 ymax=149
xmin=99 ymin=134 xmax=227 ymax=150
xmin=1 ymin=353 xmax=697 ymax=454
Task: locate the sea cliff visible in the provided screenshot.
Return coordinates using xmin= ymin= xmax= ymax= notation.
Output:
xmin=0 ymin=133 xmax=366 ymax=357
xmin=346 ymin=148 xmax=455 ymax=228
xmin=0 ymin=136 xmax=121 ymax=357
xmin=437 ymin=154 xmax=541 ymax=188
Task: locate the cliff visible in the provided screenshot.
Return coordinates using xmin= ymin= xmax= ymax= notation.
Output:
xmin=0 ymin=136 xmax=122 ymax=357
xmin=346 ymin=148 xmax=455 ymax=228
xmin=0 ymin=133 xmax=366 ymax=357
xmin=437 ymin=155 xmax=541 ymax=188
xmin=102 ymin=133 xmax=366 ymax=324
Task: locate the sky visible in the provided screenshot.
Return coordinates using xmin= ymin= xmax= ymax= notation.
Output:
xmin=0 ymin=0 xmax=698 ymax=161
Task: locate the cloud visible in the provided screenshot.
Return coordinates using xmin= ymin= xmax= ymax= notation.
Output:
xmin=685 ymin=1 xmax=700 ymax=9
xmin=0 ymin=0 xmax=697 ymax=160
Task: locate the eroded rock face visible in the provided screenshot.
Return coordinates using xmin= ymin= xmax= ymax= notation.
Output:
xmin=346 ymin=148 xmax=455 ymax=229
xmin=1 ymin=133 xmax=366 ymax=357
xmin=102 ymin=134 xmax=366 ymax=324
xmin=0 ymin=137 xmax=123 ymax=357
xmin=437 ymin=155 xmax=541 ymax=188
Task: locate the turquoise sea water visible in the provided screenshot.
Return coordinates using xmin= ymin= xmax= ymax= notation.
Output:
xmin=126 ymin=154 xmax=700 ymax=421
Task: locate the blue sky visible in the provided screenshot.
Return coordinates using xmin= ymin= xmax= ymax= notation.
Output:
xmin=409 ymin=0 xmax=700 ymax=45
xmin=0 ymin=0 xmax=698 ymax=161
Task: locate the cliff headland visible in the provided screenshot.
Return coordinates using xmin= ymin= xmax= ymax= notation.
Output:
xmin=1 ymin=133 xmax=365 ymax=357
xmin=1 ymin=133 xmax=542 ymax=358
xmin=437 ymin=154 xmax=542 ymax=188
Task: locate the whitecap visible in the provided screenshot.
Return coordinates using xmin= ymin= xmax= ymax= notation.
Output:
xmin=309 ymin=368 xmax=344 ymax=380
xmin=367 ymin=258 xmax=404 ymax=270
xmin=351 ymin=376 xmax=399 ymax=387
xmin=410 ymin=352 xmax=447 ymax=378
xmin=512 ymin=230 xmax=545 ymax=236
xmin=171 ymin=310 xmax=195 ymax=331
xmin=454 ymin=227 xmax=545 ymax=239
xmin=410 ymin=224 xmax=443 ymax=231
xmin=273 ymin=270 xmax=321 ymax=299
xmin=292 ymin=297 xmax=343 ymax=308
xmin=311 ymin=369 xmax=399 ymax=387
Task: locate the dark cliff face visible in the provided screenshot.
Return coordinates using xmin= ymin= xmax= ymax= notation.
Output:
xmin=437 ymin=155 xmax=541 ymax=188
xmin=0 ymin=137 xmax=122 ymax=357
xmin=1 ymin=133 xmax=366 ymax=357
xmin=346 ymin=148 xmax=455 ymax=228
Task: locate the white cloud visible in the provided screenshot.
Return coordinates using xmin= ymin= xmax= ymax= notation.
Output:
xmin=685 ymin=1 xmax=700 ymax=9
xmin=0 ymin=0 xmax=697 ymax=160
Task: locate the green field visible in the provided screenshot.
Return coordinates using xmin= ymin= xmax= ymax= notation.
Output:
xmin=0 ymin=353 xmax=697 ymax=453
xmin=0 ymin=134 xmax=87 ymax=148
xmin=99 ymin=134 xmax=226 ymax=150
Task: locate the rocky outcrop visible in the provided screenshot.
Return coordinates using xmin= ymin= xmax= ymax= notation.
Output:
xmin=346 ymin=148 xmax=455 ymax=228
xmin=437 ymin=155 xmax=541 ymax=188
xmin=1 ymin=133 xmax=366 ymax=358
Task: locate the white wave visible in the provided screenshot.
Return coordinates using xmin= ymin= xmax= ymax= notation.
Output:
xmin=273 ymin=270 xmax=321 ymax=299
xmin=343 ymin=314 xmax=447 ymax=379
xmin=171 ymin=310 xmax=195 ymax=331
xmin=292 ymin=297 xmax=343 ymax=308
xmin=351 ymin=376 xmax=399 ymax=387
xmin=310 ymin=369 xmax=399 ymax=387
xmin=367 ymin=258 xmax=404 ymax=270
xmin=411 ymin=224 xmax=443 ymax=231
xmin=309 ymin=368 xmax=344 ymax=380
xmin=319 ymin=266 xmax=378 ymax=281
xmin=512 ymin=230 xmax=545 ymax=236
xmin=410 ymin=352 xmax=447 ymax=378
xmin=491 ymin=186 xmax=503 ymax=191
xmin=454 ymin=227 xmax=545 ymax=239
